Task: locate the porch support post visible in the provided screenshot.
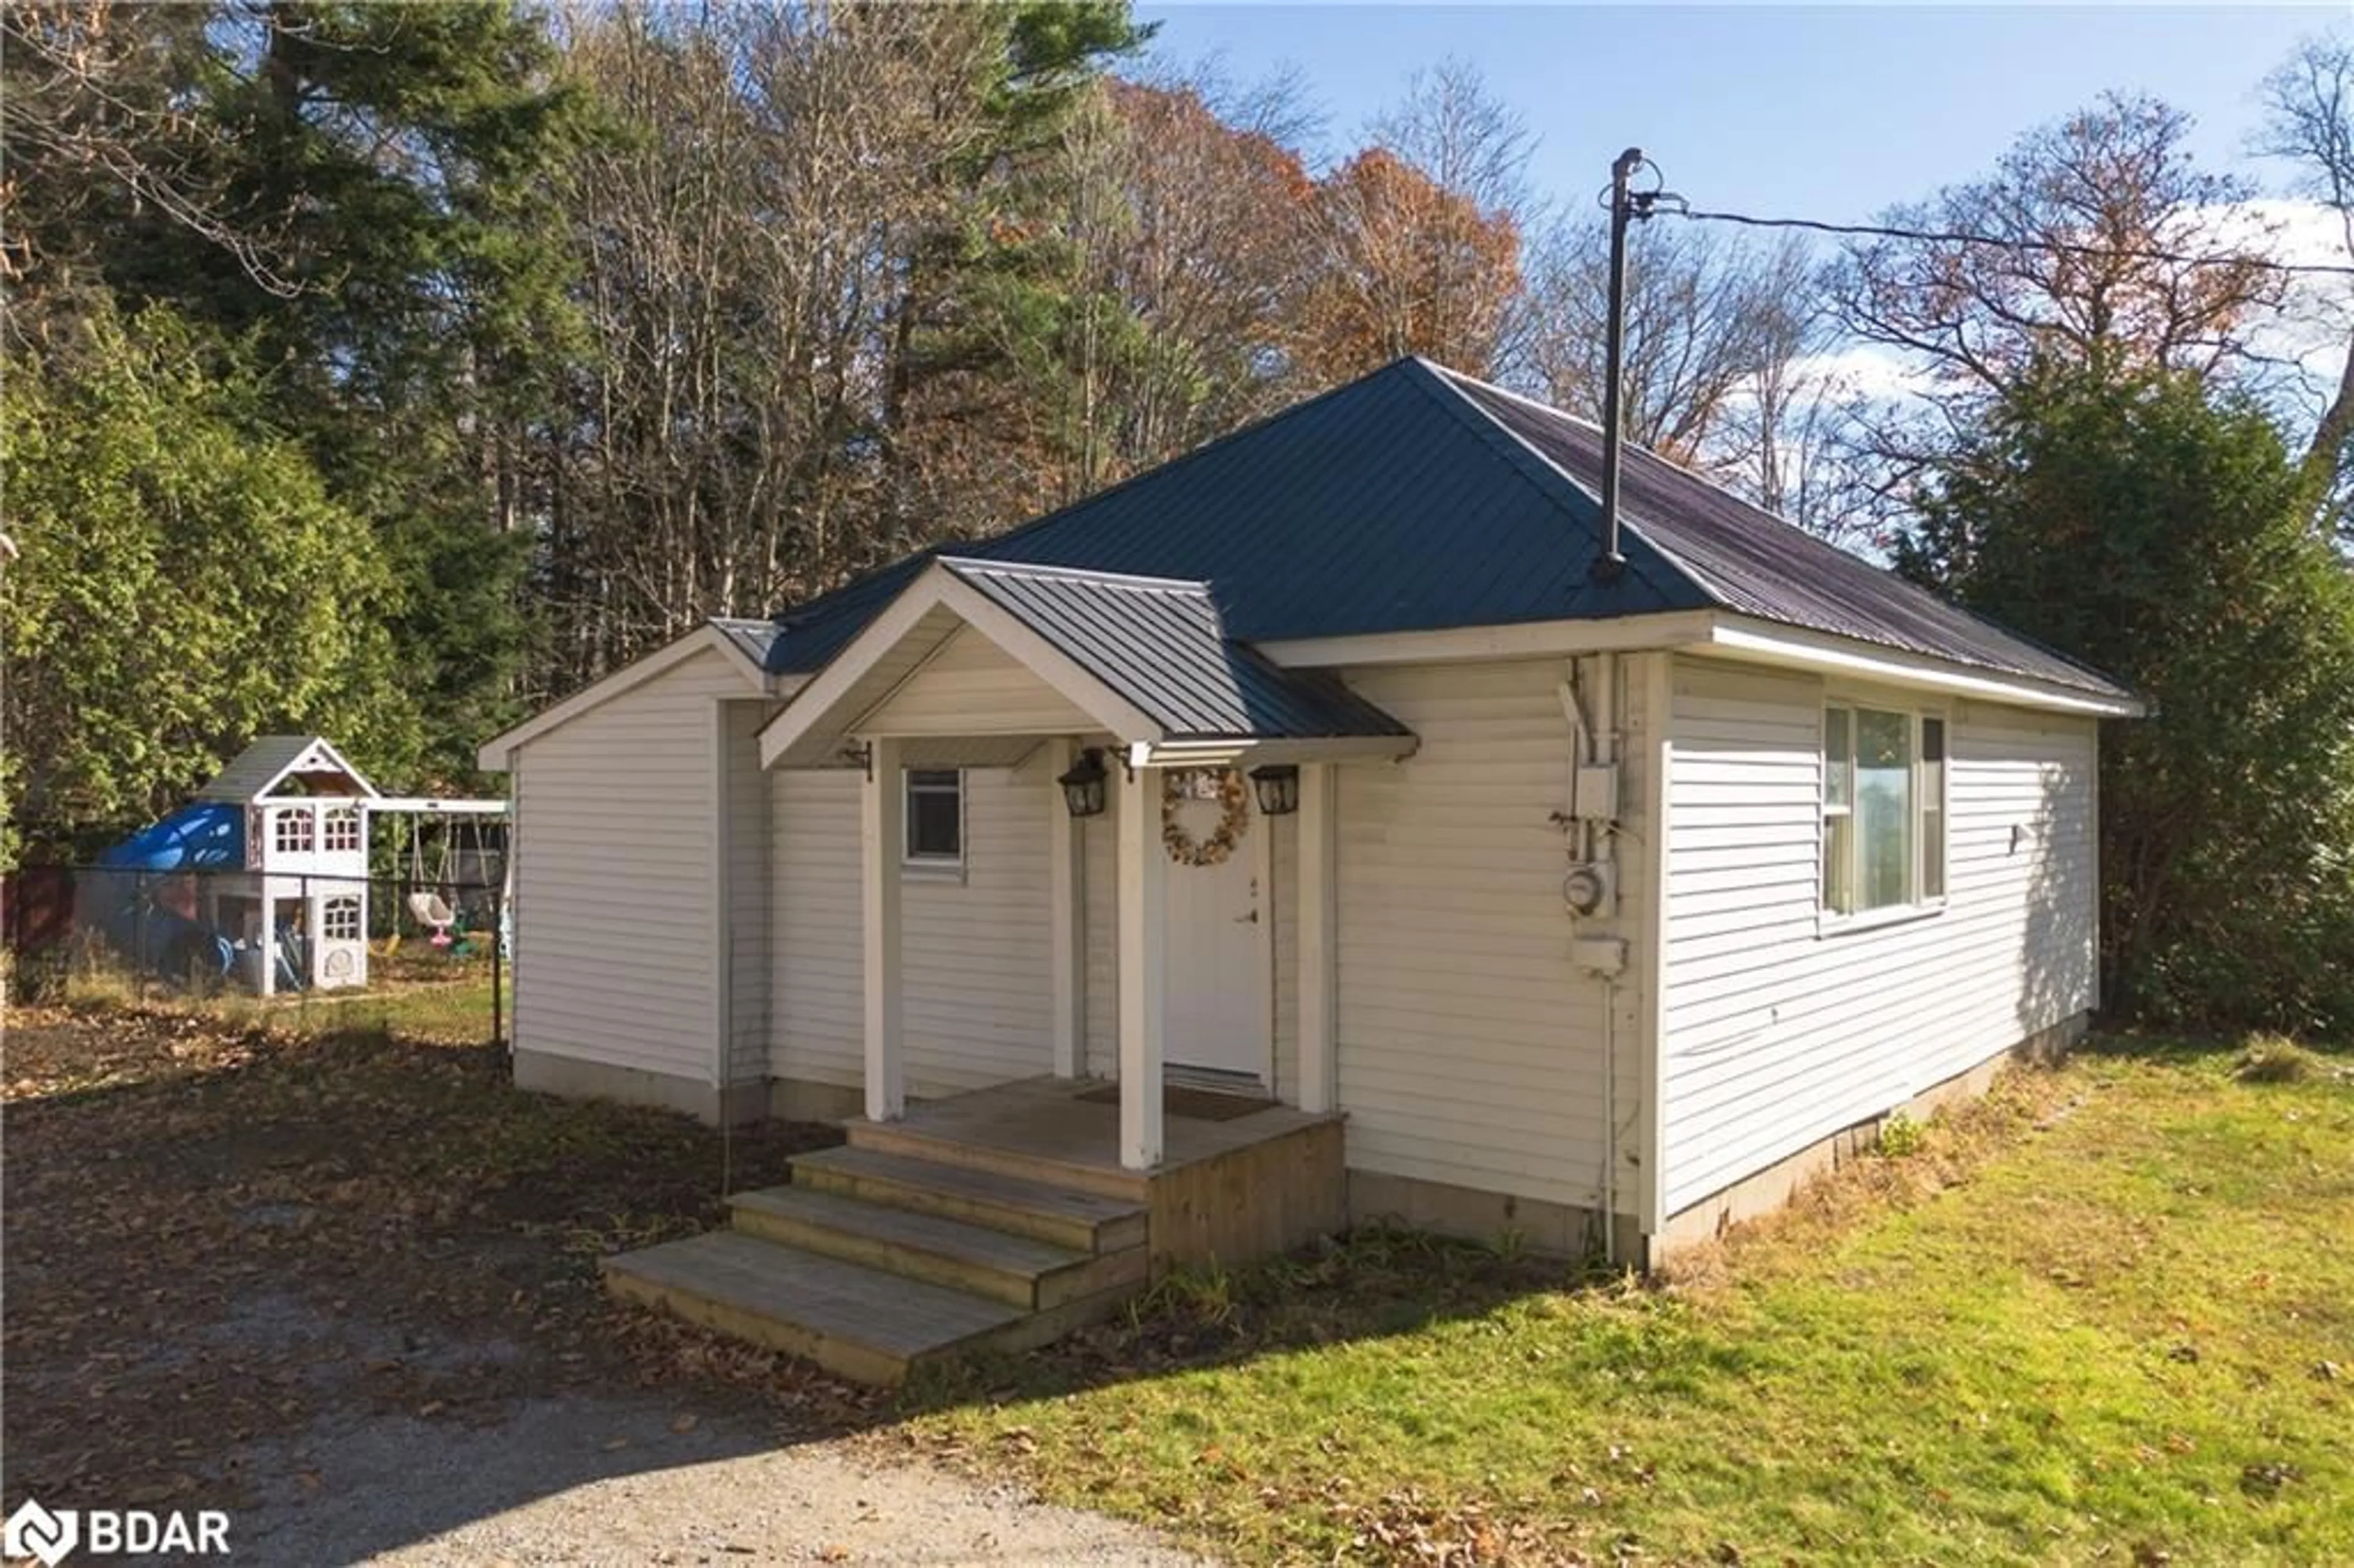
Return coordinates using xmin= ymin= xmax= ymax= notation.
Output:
xmin=861 ymin=736 xmax=905 ymax=1122
xmin=1116 ymin=760 xmax=1165 ymax=1170
xmin=1046 ymin=739 xmax=1084 ymax=1078
xmin=1295 ymin=761 xmax=1338 ymax=1114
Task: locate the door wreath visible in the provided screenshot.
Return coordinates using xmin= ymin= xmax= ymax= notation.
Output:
xmin=1162 ymin=767 xmax=1250 ymax=867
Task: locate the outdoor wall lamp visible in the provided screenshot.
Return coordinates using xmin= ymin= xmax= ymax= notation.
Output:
xmin=1057 ymin=747 xmax=1109 ymax=818
xmin=1249 ymin=763 xmax=1300 ymax=816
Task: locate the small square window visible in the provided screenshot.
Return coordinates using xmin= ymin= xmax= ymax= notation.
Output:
xmin=905 ymin=769 xmax=963 ymax=864
xmin=321 ymin=896 xmax=362 ymax=942
xmin=322 ymin=807 xmax=362 ymax=853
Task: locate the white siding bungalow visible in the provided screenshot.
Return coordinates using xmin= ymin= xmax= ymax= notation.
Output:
xmin=478 ymin=359 xmax=2138 ymax=1382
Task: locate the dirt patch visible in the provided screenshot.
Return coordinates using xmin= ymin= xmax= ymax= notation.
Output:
xmin=0 ymin=1005 xmax=861 ymax=1518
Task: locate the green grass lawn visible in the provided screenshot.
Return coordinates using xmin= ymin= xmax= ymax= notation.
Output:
xmin=915 ymin=1039 xmax=2353 ymax=1565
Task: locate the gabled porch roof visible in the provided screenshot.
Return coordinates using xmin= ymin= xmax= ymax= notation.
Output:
xmin=757 ymin=557 xmax=1416 ymax=770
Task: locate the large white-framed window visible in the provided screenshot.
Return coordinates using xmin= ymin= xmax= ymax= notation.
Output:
xmin=1822 ymin=702 xmax=1948 ymax=921
xmin=904 ymin=768 xmax=965 ymax=869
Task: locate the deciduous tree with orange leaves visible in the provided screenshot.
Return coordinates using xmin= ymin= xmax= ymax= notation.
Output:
xmin=1297 ymin=143 xmax=1523 ymax=382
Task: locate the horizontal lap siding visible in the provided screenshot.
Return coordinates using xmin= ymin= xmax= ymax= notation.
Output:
xmin=1335 ymin=660 xmax=1610 ymax=1209
xmin=770 ymin=766 xmax=1055 ymax=1097
xmin=1083 ymin=809 xmax=1118 ymax=1078
xmin=903 ymin=768 xmax=1053 ymax=1089
xmin=861 ymin=629 xmax=1097 ymax=735
xmin=1271 ymin=814 xmax=1299 ymax=1100
xmin=725 ymin=704 xmax=771 ymax=1086
xmin=512 ymin=649 xmax=741 ymax=1083
xmin=1661 ymin=657 xmax=2097 ymax=1214
xmin=771 ymin=771 xmax=861 ymax=1090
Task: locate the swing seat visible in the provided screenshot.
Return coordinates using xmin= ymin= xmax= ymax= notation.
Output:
xmin=408 ymin=890 xmax=455 ymax=930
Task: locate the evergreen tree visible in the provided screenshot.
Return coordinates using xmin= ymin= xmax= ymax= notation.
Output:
xmin=1 ymin=310 xmax=416 ymax=865
xmin=1906 ymin=363 xmax=2354 ymax=1033
xmin=93 ymin=2 xmax=588 ymax=783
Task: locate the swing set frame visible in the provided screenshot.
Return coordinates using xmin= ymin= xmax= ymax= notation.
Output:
xmin=370 ymin=797 xmax=510 ymax=959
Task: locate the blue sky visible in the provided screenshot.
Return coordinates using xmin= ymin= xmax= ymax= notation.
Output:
xmin=1133 ymin=6 xmax=2336 ymax=223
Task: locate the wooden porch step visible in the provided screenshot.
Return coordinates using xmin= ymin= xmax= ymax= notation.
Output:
xmin=790 ymin=1145 xmax=1148 ymax=1255
xmin=600 ymin=1230 xmax=1133 ymax=1387
xmin=847 ymin=1116 xmax=1146 ymax=1203
xmin=729 ymin=1184 xmax=1148 ymax=1309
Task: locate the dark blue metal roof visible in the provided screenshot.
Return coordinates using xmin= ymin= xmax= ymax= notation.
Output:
xmin=1434 ymin=370 xmax=2133 ymax=698
xmin=760 ymin=357 xmax=2130 ymax=701
xmin=941 ymin=560 xmax=1412 ymax=740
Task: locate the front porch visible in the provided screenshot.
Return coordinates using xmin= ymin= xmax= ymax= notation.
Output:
xmin=608 ymin=556 xmax=1407 ymax=1382
xmin=848 ymin=1076 xmax=1347 ymax=1265
xmin=602 ymin=1076 xmax=1346 ymax=1384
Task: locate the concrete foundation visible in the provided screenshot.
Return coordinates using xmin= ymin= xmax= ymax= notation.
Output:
xmin=766 ymin=1075 xmax=866 ymax=1124
xmin=512 ymin=1048 xmax=743 ymax=1124
xmin=1346 ymin=1168 xmax=1636 ymax=1261
xmin=1647 ymin=1011 xmax=2090 ymax=1262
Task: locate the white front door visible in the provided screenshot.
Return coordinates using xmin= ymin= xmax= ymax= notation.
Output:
xmin=1159 ymin=771 xmax=1268 ymax=1084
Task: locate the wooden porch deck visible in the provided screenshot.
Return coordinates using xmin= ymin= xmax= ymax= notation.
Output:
xmin=602 ymin=1076 xmax=1347 ymax=1382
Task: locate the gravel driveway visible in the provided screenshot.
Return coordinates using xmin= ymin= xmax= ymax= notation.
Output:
xmin=234 ymin=1390 xmax=1209 ymax=1566
xmin=4 ymin=1014 xmax=1211 ymax=1567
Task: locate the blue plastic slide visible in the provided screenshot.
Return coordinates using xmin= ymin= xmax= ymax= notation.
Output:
xmin=86 ymin=802 xmax=245 ymax=983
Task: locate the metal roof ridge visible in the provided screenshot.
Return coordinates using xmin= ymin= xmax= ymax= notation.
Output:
xmin=1400 ymin=359 xmax=1704 ymax=611
xmin=935 ymin=557 xmax=1214 ymax=595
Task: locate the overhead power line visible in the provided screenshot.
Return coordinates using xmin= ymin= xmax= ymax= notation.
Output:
xmin=1597 ymin=158 xmax=2354 ymax=280
xmin=1665 ymin=205 xmax=2354 ymax=280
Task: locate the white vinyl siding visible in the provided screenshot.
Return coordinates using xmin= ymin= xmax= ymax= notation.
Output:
xmin=509 ymin=645 xmax=746 ymax=1084
xmin=1331 ymin=659 xmax=1623 ymax=1210
xmin=1660 ymin=657 xmax=2098 ymax=1215
xmin=860 ymin=627 xmax=1097 ymax=736
xmin=723 ymin=702 xmax=771 ymax=1086
xmin=769 ymin=765 xmax=1055 ymax=1097
xmin=1270 ymin=811 xmax=1300 ymax=1098
xmin=770 ymin=769 xmax=862 ymax=1090
xmin=1083 ymin=807 xmax=1119 ymax=1079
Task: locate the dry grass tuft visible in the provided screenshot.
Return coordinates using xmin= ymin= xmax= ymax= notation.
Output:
xmin=2236 ymin=1033 xmax=2320 ymax=1084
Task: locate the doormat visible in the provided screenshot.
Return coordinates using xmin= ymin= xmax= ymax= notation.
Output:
xmin=1075 ymin=1084 xmax=1273 ymax=1122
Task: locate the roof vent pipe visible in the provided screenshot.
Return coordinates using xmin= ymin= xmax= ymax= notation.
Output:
xmin=1590 ymin=146 xmax=1647 ymax=587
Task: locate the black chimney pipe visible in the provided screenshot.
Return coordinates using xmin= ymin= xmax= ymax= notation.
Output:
xmin=1590 ymin=147 xmax=1645 ymax=586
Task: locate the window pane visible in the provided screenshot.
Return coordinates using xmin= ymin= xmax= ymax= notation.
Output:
xmin=1921 ymin=718 xmax=1946 ymax=900
xmin=905 ymin=771 xmax=961 ymax=861
xmin=1855 ymin=709 xmax=1913 ymax=909
xmin=1824 ymin=813 xmax=1855 ymax=913
xmin=1824 ymin=707 xmax=1852 ymax=809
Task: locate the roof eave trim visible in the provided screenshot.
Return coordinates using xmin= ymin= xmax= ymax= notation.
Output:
xmin=1705 ymin=615 xmax=2146 ymax=717
xmin=756 ymin=562 xmax=1164 ymax=770
xmin=1255 ymin=609 xmax=1720 ymax=669
xmin=1133 ymin=733 xmax=1420 ymax=769
xmin=476 ymin=622 xmax=775 ymax=771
